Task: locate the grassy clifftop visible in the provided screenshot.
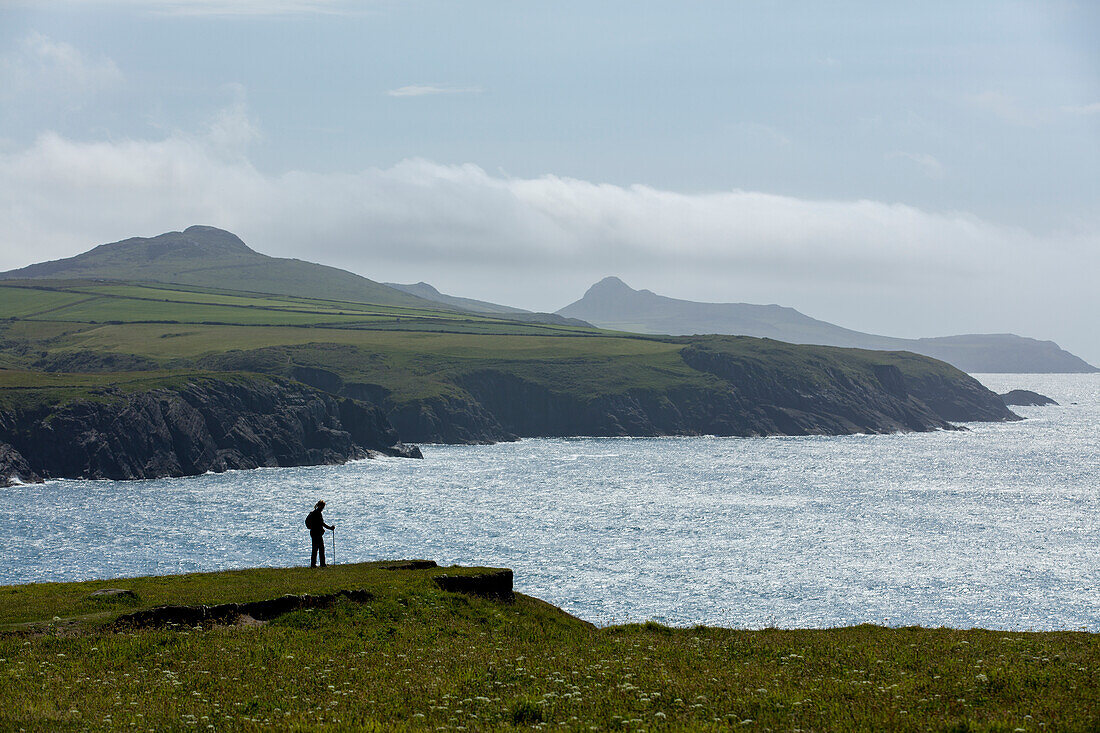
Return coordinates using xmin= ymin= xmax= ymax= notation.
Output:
xmin=0 ymin=279 xmax=1016 ymax=449
xmin=1 ymin=563 xmax=1096 ymax=730
xmin=0 ymin=279 xmax=977 ymax=402
xmin=0 ymin=368 xmax=278 ymax=412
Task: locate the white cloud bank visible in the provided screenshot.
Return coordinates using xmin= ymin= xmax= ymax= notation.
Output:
xmin=0 ymin=125 xmax=1016 ymax=276
xmin=0 ymin=109 xmax=1096 ymax=360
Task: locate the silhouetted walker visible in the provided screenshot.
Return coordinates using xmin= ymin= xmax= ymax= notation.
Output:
xmin=305 ymin=500 xmax=335 ymax=568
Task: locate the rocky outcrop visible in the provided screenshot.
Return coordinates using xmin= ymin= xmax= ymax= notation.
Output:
xmin=114 ymin=589 xmax=375 ymax=629
xmin=434 ymin=569 xmax=514 ymax=600
xmin=89 ymin=588 xmax=138 ymax=599
xmin=379 ymin=560 xmax=439 ymax=571
xmin=1000 ymin=389 xmax=1058 ymax=407
xmin=388 ymin=393 xmax=515 ymax=444
xmin=0 ymin=376 xmax=421 ymax=486
xmin=0 ymin=442 xmax=41 ymax=486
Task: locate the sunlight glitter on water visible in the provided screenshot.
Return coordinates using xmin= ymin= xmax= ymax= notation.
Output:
xmin=3 ymin=374 xmax=1098 ymax=630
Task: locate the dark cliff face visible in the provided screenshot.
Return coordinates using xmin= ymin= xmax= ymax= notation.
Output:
xmin=679 ymin=346 xmax=1017 ymax=430
xmin=387 ymin=347 xmax=1018 ymax=444
xmin=0 ymin=377 xmax=421 ymax=486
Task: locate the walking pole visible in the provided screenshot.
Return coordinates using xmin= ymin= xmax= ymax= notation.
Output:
xmin=331 ymin=526 xmax=336 ymax=566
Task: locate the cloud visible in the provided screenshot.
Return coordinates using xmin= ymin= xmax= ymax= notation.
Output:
xmin=0 ymin=104 xmax=1096 ymax=363
xmin=0 ymin=33 xmax=122 ymax=107
xmin=386 ymin=85 xmax=483 ymax=98
xmin=203 ymin=85 xmax=261 ymax=153
xmin=0 ymin=107 xmax=1053 ymax=284
xmin=887 ymin=151 xmax=945 ymax=179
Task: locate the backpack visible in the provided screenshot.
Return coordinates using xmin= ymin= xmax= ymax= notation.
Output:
xmin=305 ymin=510 xmax=319 ymax=531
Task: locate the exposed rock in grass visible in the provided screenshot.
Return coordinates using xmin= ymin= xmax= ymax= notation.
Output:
xmin=434 ymin=569 xmax=514 ymax=600
xmin=114 ymin=589 xmax=375 ymax=629
xmin=380 ymin=560 xmax=438 ymax=571
xmin=89 ymin=588 xmax=137 ymax=599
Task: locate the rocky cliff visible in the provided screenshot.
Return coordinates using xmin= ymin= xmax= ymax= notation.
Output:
xmin=385 ymin=345 xmax=1019 ymax=443
xmin=0 ymin=375 xmax=420 ymax=487
xmin=0 ymin=339 xmax=1020 ymax=485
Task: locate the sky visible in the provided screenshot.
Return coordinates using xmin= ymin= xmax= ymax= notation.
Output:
xmin=1 ymin=0 xmax=1098 ymax=363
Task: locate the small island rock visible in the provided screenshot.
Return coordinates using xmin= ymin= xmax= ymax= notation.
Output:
xmin=1000 ymin=389 xmax=1058 ymax=407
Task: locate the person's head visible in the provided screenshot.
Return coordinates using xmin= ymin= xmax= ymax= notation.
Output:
xmin=315 ymin=500 xmax=326 ymax=510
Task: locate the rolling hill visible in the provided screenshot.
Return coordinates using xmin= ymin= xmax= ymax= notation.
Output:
xmin=0 ymin=226 xmax=442 ymax=310
xmin=386 ymin=281 xmax=592 ymax=327
xmin=385 ymin=281 xmax=530 ymax=314
xmin=557 ymin=277 xmax=1097 ymax=373
xmin=0 ymin=226 xmax=591 ymax=328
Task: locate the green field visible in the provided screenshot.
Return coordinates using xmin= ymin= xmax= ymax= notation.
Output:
xmin=2 ymin=280 xmax=564 ymax=329
xmin=0 ymin=280 xmax=967 ymax=410
xmin=1 ymin=564 xmax=1095 ymax=731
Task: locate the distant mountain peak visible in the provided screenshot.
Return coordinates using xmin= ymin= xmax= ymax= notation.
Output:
xmin=175 ymin=225 xmax=255 ymax=255
xmin=556 ymin=276 xmax=1098 ymax=373
xmin=588 ymin=276 xmax=634 ymax=294
xmin=75 ymin=225 xmax=257 ymax=263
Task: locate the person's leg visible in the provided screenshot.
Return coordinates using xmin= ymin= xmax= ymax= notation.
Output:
xmin=318 ymin=539 xmax=327 ymax=568
xmin=311 ymin=536 xmax=321 ymax=567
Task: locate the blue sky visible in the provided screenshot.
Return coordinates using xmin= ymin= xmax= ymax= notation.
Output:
xmin=1 ymin=1 xmax=1098 ymax=362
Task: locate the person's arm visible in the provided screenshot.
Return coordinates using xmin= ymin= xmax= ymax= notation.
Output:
xmin=325 ymin=521 xmax=335 ymax=530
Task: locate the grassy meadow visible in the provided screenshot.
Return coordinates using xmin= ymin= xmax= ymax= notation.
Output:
xmin=1 ymin=563 xmax=1096 ymax=731
xmin=0 ymin=279 xmax=969 ymax=413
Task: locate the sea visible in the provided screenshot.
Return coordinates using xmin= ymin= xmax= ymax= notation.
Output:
xmin=2 ymin=373 xmax=1097 ymax=631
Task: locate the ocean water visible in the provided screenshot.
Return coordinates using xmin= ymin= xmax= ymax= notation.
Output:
xmin=2 ymin=373 xmax=1097 ymax=630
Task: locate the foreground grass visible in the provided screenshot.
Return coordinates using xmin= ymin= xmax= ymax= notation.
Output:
xmin=1 ymin=564 xmax=1096 ymax=731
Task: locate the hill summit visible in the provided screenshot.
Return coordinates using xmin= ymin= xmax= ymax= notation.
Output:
xmin=0 ymin=226 xmax=438 ymax=308
xmin=560 ymin=275 xmax=875 ymax=345
xmin=11 ymin=226 xmax=256 ymax=278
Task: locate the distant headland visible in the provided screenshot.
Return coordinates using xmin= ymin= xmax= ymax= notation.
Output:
xmin=0 ymin=227 xmax=1022 ymax=485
